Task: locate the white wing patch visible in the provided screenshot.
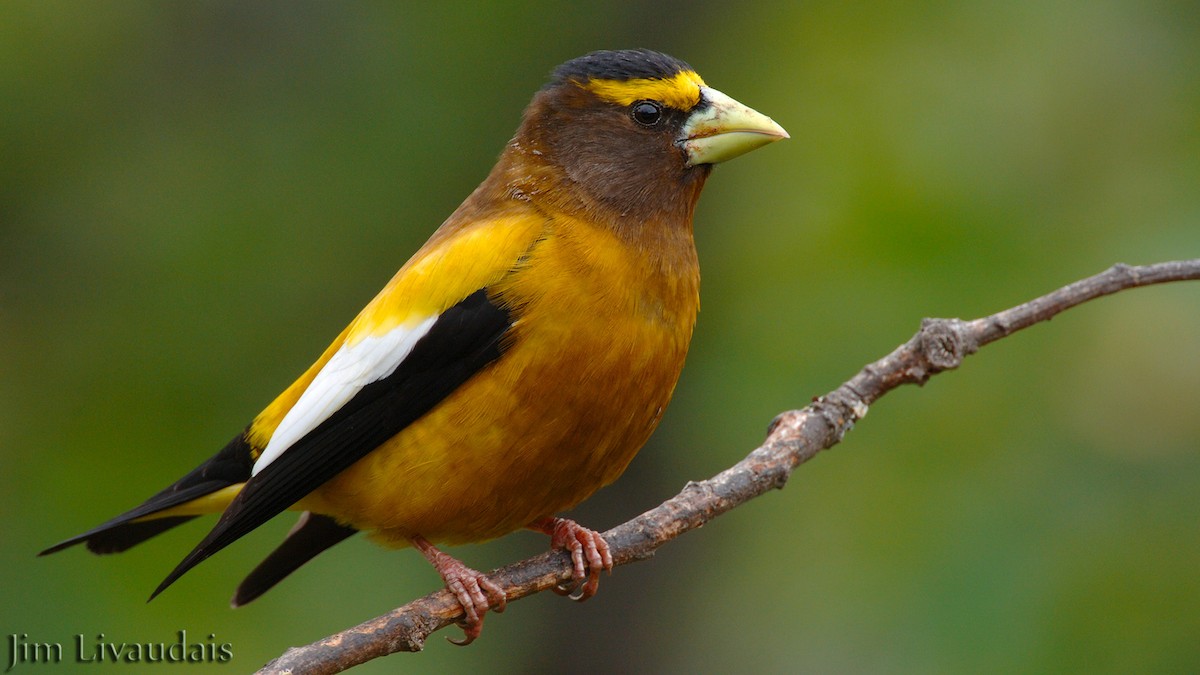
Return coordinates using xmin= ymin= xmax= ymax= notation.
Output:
xmin=251 ymin=315 xmax=439 ymax=476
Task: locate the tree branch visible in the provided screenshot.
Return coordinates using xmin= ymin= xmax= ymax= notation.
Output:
xmin=258 ymin=260 xmax=1200 ymax=674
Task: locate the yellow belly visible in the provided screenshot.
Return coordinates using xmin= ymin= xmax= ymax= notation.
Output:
xmin=301 ymin=217 xmax=698 ymax=547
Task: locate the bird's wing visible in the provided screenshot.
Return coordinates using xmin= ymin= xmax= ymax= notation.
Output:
xmin=39 ymin=433 xmax=255 ymax=555
xmin=151 ymin=214 xmax=547 ymax=598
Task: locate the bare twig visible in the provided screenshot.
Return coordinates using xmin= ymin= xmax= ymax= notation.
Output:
xmin=258 ymin=260 xmax=1200 ymax=674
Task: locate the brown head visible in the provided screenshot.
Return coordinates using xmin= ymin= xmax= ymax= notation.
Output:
xmin=498 ymin=49 xmax=788 ymax=226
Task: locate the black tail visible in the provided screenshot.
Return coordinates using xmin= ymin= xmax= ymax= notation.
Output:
xmin=232 ymin=511 xmax=357 ymax=607
xmin=40 ymin=432 xmax=254 ymax=557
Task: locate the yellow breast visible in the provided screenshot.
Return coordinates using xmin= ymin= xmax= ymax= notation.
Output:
xmin=302 ymin=212 xmax=699 ymax=547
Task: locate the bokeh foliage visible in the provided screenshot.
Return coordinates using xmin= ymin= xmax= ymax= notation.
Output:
xmin=3 ymin=2 xmax=1198 ymax=672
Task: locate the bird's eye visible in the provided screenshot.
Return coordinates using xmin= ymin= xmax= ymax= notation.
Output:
xmin=630 ymin=100 xmax=663 ymax=127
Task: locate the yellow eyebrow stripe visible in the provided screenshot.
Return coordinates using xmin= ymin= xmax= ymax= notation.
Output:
xmin=582 ymin=70 xmax=705 ymax=110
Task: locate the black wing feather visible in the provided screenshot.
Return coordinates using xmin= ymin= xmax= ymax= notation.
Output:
xmin=151 ymin=288 xmax=512 ymax=599
xmin=40 ymin=433 xmax=254 ymax=556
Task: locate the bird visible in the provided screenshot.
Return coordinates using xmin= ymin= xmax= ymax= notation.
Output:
xmin=40 ymin=48 xmax=787 ymax=643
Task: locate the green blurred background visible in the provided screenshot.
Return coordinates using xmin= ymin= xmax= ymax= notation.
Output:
xmin=4 ymin=1 xmax=1199 ymax=672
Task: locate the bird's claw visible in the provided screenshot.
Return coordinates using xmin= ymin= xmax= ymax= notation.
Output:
xmin=443 ymin=568 xmax=507 ymax=645
xmin=411 ymin=536 xmax=506 ymax=646
xmin=532 ymin=517 xmax=613 ymax=601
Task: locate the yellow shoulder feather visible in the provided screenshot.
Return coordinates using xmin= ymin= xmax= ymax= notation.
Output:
xmin=246 ymin=214 xmax=546 ymax=452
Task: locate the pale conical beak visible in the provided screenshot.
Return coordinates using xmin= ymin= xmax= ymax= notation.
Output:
xmin=679 ymin=86 xmax=788 ymax=167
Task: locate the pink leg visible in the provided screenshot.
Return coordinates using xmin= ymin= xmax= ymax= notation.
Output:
xmin=411 ymin=536 xmax=506 ymax=645
xmin=528 ymin=517 xmax=613 ymax=601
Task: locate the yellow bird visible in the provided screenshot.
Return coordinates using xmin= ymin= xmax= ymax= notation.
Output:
xmin=41 ymin=49 xmax=787 ymax=642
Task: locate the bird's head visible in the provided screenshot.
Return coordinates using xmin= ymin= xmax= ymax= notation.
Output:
xmin=507 ymin=49 xmax=788 ymax=222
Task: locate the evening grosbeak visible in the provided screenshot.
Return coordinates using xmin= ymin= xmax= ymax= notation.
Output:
xmin=41 ymin=49 xmax=787 ymax=642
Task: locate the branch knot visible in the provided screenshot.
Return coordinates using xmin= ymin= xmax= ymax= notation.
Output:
xmin=918 ymin=318 xmax=974 ymax=372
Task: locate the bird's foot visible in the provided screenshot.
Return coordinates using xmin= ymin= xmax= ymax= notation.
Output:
xmin=410 ymin=536 xmax=506 ymax=645
xmin=529 ymin=517 xmax=613 ymax=601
